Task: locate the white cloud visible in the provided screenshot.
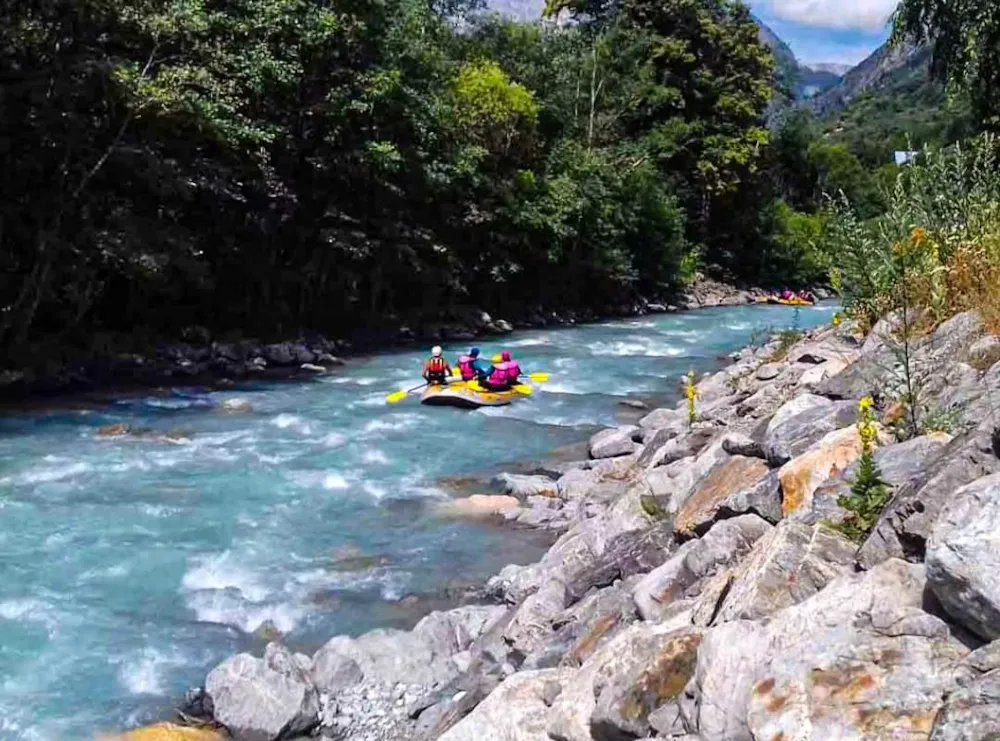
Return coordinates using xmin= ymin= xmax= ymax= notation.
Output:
xmin=759 ymin=0 xmax=897 ymax=32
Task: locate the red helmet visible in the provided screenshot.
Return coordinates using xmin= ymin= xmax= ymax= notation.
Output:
xmin=501 ymin=350 xmax=511 ymax=362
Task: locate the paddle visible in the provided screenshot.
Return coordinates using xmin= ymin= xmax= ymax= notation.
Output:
xmin=385 ymin=383 xmax=427 ymax=404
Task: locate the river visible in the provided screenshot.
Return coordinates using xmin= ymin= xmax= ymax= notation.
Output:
xmin=0 ymin=302 xmax=837 ymax=739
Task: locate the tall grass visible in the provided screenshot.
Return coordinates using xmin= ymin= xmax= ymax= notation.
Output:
xmin=827 ymin=133 xmax=1000 ymax=334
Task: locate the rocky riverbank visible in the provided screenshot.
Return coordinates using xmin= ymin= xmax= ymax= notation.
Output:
xmin=0 ymin=280 xmax=808 ymax=403
xmin=136 ymin=299 xmax=1000 ymax=741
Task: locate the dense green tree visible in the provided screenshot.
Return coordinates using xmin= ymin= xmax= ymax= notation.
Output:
xmin=894 ymin=0 xmax=1000 ymax=124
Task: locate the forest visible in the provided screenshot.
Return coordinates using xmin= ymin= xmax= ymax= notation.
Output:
xmin=3 ymin=0 xmax=995 ymax=374
xmin=2 ymin=0 xmax=842 ymax=370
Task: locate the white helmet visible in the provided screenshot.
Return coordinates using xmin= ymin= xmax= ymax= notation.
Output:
xmin=431 ymin=346 xmax=443 ymax=357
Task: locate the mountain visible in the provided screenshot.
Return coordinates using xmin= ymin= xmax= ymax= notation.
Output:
xmin=810 ymin=41 xmax=932 ymax=116
xmin=755 ymin=18 xmax=843 ymax=102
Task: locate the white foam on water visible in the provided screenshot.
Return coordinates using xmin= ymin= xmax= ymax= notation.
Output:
xmin=586 ymin=339 xmax=685 ymax=357
xmin=138 ymin=503 xmax=177 ymax=518
xmin=0 ymin=598 xmax=58 ymax=637
xmin=362 ymin=481 xmax=388 ymax=499
xmin=182 ymin=552 xmax=270 ymax=602
xmin=186 ymin=588 xmax=305 ymax=634
xmin=322 ymin=473 xmax=350 ymax=490
xmin=1 ymin=461 xmax=92 ymax=486
xmin=362 ymin=414 xmax=420 ymax=435
xmin=270 ymin=414 xmax=313 ymax=434
xmin=321 ymin=432 xmax=347 ymax=448
xmin=78 ymin=563 xmax=130 ymax=583
xmin=362 ymin=449 xmax=389 ymax=465
xmin=117 ymin=647 xmax=183 ymax=696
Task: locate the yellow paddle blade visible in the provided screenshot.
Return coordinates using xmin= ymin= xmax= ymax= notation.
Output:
xmin=513 ymin=384 xmax=533 ymax=395
xmin=526 ymin=372 xmax=549 ymax=382
xmin=466 ymin=380 xmax=483 ymax=392
xmin=385 ymin=389 xmax=409 ymax=404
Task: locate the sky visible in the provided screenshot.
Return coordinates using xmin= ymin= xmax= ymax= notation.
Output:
xmin=748 ymin=0 xmax=896 ymax=66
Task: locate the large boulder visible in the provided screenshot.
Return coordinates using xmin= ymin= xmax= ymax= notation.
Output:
xmin=931 ymin=641 xmax=1000 ymax=741
xmin=206 ymin=643 xmax=319 ymax=741
xmin=699 ymin=521 xmax=857 ymax=625
xmin=805 ymin=432 xmax=953 ymax=527
xmin=646 ymin=438 xmax=731 ymax=516
xmin=778 ymin=425 xmax=868 ymax=519
xmin=859 ymin=427 xmax=1000 ymax=567
xmin=690 ymin=559 xmax=969 ymax=741
xmin=927 ymin=473 xmax=1000 ymax=640
xmin=589 ymin=426 xmax=640 ymax=459
xmin=763 ymin=394 xmax=857 ymax=465
xmin=638 ymin=407 xmax=687 ymax=434
xmin=545 ymin=614 xmax=697 ymax=741
xmin=591 ymin=628 xmax=704 ymax=740
xmin=521 ymin=583 xmax=638 ymax=671
xmin=632 ymin=515 xmax=772 ymax=622
xmin=503 ymin=579 xmax=569 ymax=657
xmin=312 ymin=606 xmax=506 ymax=692
xmin=715 ymin=470 xmax=782 ymax=526
xmin=638 ymin=427 xmax=715 ymax=470
xmin=673 ymin=456 xmax=770 ymax=538
xmin=437 ymin=668 xmax=575 ymax=741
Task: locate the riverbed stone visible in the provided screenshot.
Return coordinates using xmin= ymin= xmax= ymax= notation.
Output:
xmin=859 ymin=427 xmax=1000 ymax=567
xmin=638 ymin=407 xmax=687 ymax=434
xmin=494 ymin=473 xmax=559 ymax=499
xmin=649 ymin=438 xmax=732 ymax=516
xmin=589 ymin=426 xmax=640 ymax=459
xmin=633 ymin=515 xmax=772 ymax=622
xmin=702 ymin=521 xmax=857 ymax=625
xmin=763 ymin=394 xmax=857 ymax=465
xmin=927 ymin=473 xmax=1000 ymax=640
xmin=690 ymin=559 xmax=968 ymax=741
xmin=206 ymin=643 xmax=319 ymax=741
xmin=716 ymin=470 xmax=782 ymax=525
xmin=437 ymin=668 xmax=575 ymax=741
xmin=503 ymin=579 xmax=569 ymax=657
xmin=673 ymin=456 xmax=770 ymax=538
xmin=436 ymin=494 xmax=520 ymax=518
xmin=930 ymin=641 xmax=1000 ymax=741
xmin=638 ymin=427 xmax=715 ymax=470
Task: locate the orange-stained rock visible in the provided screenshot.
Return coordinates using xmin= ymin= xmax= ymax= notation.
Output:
xmin=674 ymin=456 xmax=770 ymax=537
xmin=98 ymin=723 xmax=226 ymax=741
xmin=779 ymin=427 xmax=867 ymax=517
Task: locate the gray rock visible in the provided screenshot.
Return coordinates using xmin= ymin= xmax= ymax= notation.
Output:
xmin=638 ymin=427 xmax=715 ymax=469
xmin=557 ymin=468 xmax=600 ymax=501
xmin=969 ymin=335 xmax=1000 ymax=368
xmin=262 ymin=343 xmax=297 ymax=366
xmin=716 ymin=470 xmax=783 ymax=525
xmin=206 ymin=643 xmax=319 ymax=741
xmin=931 ymin=669 xmax=1000 ymax=741
xmin=736 ymin=384 xmax=783 ymax=419
xmin=591 ymin=628 xmax=704 ymax=740
xmin=691 ymin=559 xmax=968 ymax=741
xmin=721 ymin=433 xmax=764 ymax=459
xmin=673 ymin=456 xmax=771 ymax=537
xmin=859 ymin=428 xmax=1000 ymax=567
xmin=521 ymin=584 xmax=637 ymax=671
xmin=312 ymin=606 xmax=506 ymax=692
xmin=494 ymin=473 xmax=559 ymax=499
xmin=638 ymin=407 xmax=686 ymax=433
xmin=927 ymin=473 xmax=1000 ymax=640
xmin=589 ymin=426 xmax=640 ymax=459
xmin=437 ymin=668 xmax=574 ymax=741
xmin=648 ymin=438 xmax=732 ymax=516
xmin=763 ymin=394 xmax=857 ymax=465
xmin=545 ymin=615 xmax=697 ymax=741
xmin=755 ymin=363 xmax=783 ymax=381
xmin=633 ymin=515 xmax=772 ymax=622
xmin=503 ymin=579 xmax=568 ymax=656
xmin=702 ymin=521 xmax=857 ymax=625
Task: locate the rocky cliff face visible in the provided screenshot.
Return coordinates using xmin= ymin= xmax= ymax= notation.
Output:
xmin=174 ymin=305 xmax=1000 ymax=741
xmin=810 ymin=41 xmax=932 ymax=116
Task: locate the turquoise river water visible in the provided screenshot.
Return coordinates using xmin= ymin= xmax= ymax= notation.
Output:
xmin=0 ymin=303 xmax=836 ymax=739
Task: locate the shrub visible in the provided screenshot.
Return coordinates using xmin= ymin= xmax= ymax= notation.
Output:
xmin=834 ymin=397 xmax=891 ymax=542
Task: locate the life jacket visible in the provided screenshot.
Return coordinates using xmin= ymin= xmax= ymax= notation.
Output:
xmin=488 ymin=362 xmax=511 ymax=387
xmin=457 ymin=355 xmax=476 ymax=381
xmin=505 ymin=361 xmax=521 ymax=384
xmin=425 ymin=356 xmax=448 ymax=379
